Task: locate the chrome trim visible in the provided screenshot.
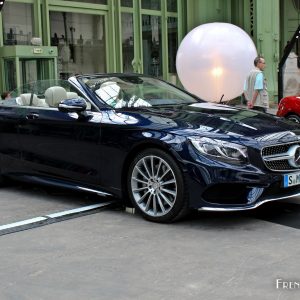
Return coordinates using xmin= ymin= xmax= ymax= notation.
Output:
xmin=77 ymin=186 xmax=112 ymax=196
xmin=263 ymin=153 xmax=293 ymax=161
xmin=263 ymin=144 xmax=300 ymax=166
xmin=261 ymin=140 xmax=299 ymax=150
xmin=261 ymin=141 xmax=300 ymax=172
xmin=22 ymin=175 xmax=113 ymax=197
xmin=59 ymin=104 xmax=83 ymax=110
xmin=198 ymin=191 xmax=300 ymax=212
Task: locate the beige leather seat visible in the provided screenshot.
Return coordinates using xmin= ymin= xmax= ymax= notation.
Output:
xmin=95 ymin=81 xmax=121 ymax=107
xmin=66 ymin=92 xmax=78 ymax=99
xmin=19 ymin=93 xmax=49 ymax=107
xmin=45 ymin=86 xmax=67 ymax=107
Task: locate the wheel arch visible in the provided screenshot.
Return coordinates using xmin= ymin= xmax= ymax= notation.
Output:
xmin=285 ymin=111 xmax=300 ymax=117
xmin=120 ymin=140 xmax=185 ymax=206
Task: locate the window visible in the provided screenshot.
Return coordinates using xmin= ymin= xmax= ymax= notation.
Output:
xmin=141 ymin=0 xmax=160 ymax=10
xmin=50 ymin=12 xmax=106 ymax=79
xmin=2 ymin=2 xmax=34 ymax=45
xmin=168 ymin=17 xmax=178 ymax=74
xmin=121 ymin=0 xmax=133 ymax=7
xmin=167 ymin=0 xmax=177 ymax=12
xmin=142 ymin=15 xmax=162 ymax=77
xmin=121 ymin=13 xmax=134 ymax=72
xmin=63 ymin=0 xmax=107 ymax=4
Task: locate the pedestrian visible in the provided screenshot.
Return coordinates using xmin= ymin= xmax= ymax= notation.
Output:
xmin=1 ymin=91 xmax=11 ymax=100
xmin=243 ymin=55 xmax=269 ymax=113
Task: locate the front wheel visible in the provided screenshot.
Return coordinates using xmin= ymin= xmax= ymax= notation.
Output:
xmin=127 ymin=148 xmax=189 ymax=223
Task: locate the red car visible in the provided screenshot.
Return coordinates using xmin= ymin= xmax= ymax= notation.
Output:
xmin=277 ymin=95 xmax=300 ymax=123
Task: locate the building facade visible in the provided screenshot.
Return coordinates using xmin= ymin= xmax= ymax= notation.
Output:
xmin=0 ymin=0 xmax=299 ymax=103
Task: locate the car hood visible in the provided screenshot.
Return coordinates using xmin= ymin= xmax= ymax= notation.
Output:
xmin=118 ymin=102 xmax=300 ymax=144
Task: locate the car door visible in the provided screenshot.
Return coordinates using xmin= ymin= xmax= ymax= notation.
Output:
xmin=0 ymin=99 xmax=23 ymax=174
xmin=16 ymin=81 xmax=103 ymax=187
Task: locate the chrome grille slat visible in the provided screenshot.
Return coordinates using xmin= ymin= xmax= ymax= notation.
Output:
xmin=262 ymin=142 xmax=300 ymax=172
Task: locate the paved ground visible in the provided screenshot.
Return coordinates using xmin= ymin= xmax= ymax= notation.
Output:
xmin=0 ymin=183 xmax=300 ymax=300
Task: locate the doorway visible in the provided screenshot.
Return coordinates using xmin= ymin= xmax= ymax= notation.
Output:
xmin=0 ymin=46 xmax=58 ymax=92
xmin=19 ymin=59 xmax=55 ymax=87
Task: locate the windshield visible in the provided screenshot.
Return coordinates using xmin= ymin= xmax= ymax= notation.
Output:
xmin=79 ymin=75 xmax=199 ymax=108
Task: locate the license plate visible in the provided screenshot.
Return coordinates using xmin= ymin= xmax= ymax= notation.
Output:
xmin=283 ymin=172 xmax=300 ymax=187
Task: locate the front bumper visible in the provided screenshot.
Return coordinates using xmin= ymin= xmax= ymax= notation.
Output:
xmin=198 ymin=188 xmax=300 ymax=211
xmin=184 ymin=159 xmax=300 ymax=211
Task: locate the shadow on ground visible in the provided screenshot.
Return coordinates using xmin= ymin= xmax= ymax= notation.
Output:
xmin=4 ymin=181 xmax=300 ymax=230
xmin=180 ymin=201 xmax=300 ymax=230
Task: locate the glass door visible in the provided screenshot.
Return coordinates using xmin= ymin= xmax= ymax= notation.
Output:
xmin=120 ymin=1 xmax=139 ymax=73
xmin=3 ymin=57 xmax=56 ymax=92
xmin=19 ymin=59 xmax=55 ymax=87
xmin=121 ymin=12 xmax=135 ymax=72
xmin=141 ymin=15 xmax=162 ymax=77
xmin=49 ymin=11 xmax=107 ymax=79
xmin=4 ymin=59 xmax=17 ymax=91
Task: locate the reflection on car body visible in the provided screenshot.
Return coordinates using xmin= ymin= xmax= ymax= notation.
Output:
xmin=1 ymin=74 xmax=300 ymax=223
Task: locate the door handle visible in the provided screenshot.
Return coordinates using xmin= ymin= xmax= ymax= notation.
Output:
xmin=26 ymin=113 xmax=39 ymax=120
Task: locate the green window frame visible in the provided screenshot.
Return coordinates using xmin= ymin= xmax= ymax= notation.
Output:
xmin=116 ymin=0 xmax=184 ymax=83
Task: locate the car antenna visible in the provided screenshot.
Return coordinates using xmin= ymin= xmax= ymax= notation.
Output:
xmin=219 ymin=94 xmax=224 ymax=103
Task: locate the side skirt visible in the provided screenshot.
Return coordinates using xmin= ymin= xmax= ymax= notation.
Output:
xmin=6 ymin=174 xmax=114 ymax=198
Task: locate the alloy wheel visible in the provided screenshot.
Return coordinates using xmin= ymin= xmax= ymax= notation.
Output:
xmin=131 ymin=155 xmax=177 ymax=217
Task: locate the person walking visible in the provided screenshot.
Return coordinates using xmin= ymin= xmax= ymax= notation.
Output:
xmin=244 ymin=55 xmax=269 ymax=113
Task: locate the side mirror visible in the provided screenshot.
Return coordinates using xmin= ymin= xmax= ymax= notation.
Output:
xmin=58 ymin=98 xmax=87 ymax=113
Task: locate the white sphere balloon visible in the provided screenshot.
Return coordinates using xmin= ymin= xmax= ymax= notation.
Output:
xmin=176 ymin=23 xmax=257 ymax=102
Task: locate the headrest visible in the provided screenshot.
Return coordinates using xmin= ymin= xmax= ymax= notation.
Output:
xmin=45 ymin=86 xmax=67 ymax=107
xmin=66 ymin=92 xmax=78 ymax=99
xmin=20 ymin=93 xmax=40 ymax=106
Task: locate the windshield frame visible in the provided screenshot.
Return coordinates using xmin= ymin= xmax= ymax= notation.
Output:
xmin=78 ymin=74 xmax=202 ymax=109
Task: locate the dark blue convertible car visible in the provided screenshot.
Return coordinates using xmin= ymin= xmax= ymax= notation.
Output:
xmin=1 ymin=74 xmax=300 ymax=222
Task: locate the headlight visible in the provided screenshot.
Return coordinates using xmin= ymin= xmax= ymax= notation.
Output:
xmin=189 ymin=137 xmax=248 ymax=165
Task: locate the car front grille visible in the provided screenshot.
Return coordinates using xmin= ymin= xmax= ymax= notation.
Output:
xmin=261 ymin=142 xmax=300 ymax=172
xmin=262 ymin=144 xmax=290 ymax=156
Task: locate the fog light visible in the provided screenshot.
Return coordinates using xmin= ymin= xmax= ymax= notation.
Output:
xmin=247 ymin=187 xmax=264 ymax=203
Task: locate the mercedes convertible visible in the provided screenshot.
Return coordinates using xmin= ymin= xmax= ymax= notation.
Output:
xmin=1 ymin=74 xmax=300 ymax=223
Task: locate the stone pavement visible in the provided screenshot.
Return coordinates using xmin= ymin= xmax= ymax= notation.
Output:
xmin=0 ymin=185 xmax=300 ymax=300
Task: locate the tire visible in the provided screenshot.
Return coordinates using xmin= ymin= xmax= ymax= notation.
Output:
xmin=287 ymin=114 xmax=300 ymax=123
xmin=127 ymin=148 xmax=189 ymax=223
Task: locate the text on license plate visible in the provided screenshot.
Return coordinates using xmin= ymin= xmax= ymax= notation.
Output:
xmin=283 ymin=172 xmax=300 ymax=187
